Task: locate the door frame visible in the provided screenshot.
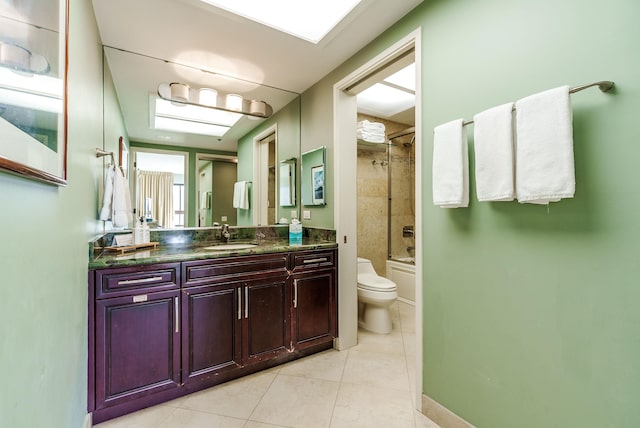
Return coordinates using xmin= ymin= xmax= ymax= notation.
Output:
xmin=252 ymin=124 xmax=278 ymax=225
xmin=333 ymin=27 xmax=423 ymax=411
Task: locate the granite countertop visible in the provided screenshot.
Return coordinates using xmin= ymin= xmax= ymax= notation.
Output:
xmin=89 ymin=226 xmax=337 ymax=269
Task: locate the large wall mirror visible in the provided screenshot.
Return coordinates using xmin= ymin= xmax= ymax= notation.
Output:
xmin=301 ymin=146 xmax=326 ymax=206
xmin=0 ymin=0 xmax=68 ymax=185
xmin=102 ymin=46 xmax=301 ymax=227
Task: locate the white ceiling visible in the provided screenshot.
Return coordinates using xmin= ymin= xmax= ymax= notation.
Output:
xmin=92 ymin=0 xmax=422 ymax=152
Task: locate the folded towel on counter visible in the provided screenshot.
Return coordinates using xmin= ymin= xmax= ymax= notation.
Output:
xmin=233 ymin=181 xmax=250 ymax=209
xmin=515 ymin=85 xmax=574 ymax=204
xmin=473 ymin=102 xmax=516 ymax=202
xmin=432 ymin=119 xmax=469 ymax=208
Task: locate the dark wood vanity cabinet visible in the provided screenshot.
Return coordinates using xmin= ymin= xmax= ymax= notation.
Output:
xmin=291 ymin=250 xmax=337 ymax=350
xmin=91 ymin=263 xmax=181 ymax=419
xmin=89 ymin=248 xmax=336 ymax=424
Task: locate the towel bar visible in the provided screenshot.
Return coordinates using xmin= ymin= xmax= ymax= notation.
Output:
xmin=461 ymin=80 xmax=615 ymax=126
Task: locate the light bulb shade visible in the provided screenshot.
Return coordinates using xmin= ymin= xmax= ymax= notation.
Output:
xmin=225 ymin=94 xmax=243 ymax=112
xmin=249 ymin=100 xmax=267 ymax=116
xmin=0 ymin=42 xmax=50 ymax=74
xmin=170 ymin=82 xmax=190 ymax=104
xmin=198 ymin=88 xmax=217 ymax=107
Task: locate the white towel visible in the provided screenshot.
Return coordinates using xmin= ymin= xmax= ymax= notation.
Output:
xmin=112 ymin=167 xmax=133 ymax=227
xmin=99 ymin=166 xmax=115 ymax=221
xmin=473 ymin=102 xmax=515 ymax=202
xmin=99 ymin=166 xmax=132 ymax=227
xmin=432 ymin=119 xmax=469 ymax=208
xmin=515 ymin=86 xmax=574 ymax=204
xmin=233 ymin=181 xmax=250 ymax=209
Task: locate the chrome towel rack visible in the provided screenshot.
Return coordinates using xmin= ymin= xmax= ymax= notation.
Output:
xmin=462 ymin=80 xmax=615 ymax=127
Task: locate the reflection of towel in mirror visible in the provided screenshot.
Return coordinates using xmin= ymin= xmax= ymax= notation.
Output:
xmin=99 ymin=166 xmax=133 ymax=227
xmin=233 ymin=181 xmax=250 ymax=209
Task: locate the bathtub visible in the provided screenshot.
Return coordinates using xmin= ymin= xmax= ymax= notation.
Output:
xmin=386 ymin=258 xmax=415 ymax=304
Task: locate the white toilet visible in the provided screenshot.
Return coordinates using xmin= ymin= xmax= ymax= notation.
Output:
xmin=357 ymin=257 xmax=398 ymax=334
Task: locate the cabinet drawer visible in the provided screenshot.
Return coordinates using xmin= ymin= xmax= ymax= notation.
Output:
xmin=95 ymin=263 xmax=180 ymax=298
xmin=183 ymin=254 xmax=289 ymax=287
xmin=290 ymin=250 xmax=336 ymax=272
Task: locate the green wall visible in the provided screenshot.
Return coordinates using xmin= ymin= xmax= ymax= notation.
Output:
xmin=300 ymin=0 xmax=640 ymax=426
xmin=418 ymin=0 xmax=640 ymax=426
xmin=237 ymin=96 xmax=301 ymax=225
xmin=0 ymin=0 xmax=106 ymax=426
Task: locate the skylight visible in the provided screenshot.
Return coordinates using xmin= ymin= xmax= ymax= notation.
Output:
xmin=356 ymin=63 xmax=415 ymax=118
xmin=151 ymin=97 xmax=243 ymax=137
xmin=200 ymin=0 xmax=363 ymax=43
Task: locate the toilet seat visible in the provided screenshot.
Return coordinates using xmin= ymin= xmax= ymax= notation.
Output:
xmin=357 ymin=273 xmax=397 ymax=292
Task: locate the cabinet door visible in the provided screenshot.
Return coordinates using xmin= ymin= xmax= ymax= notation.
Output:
xmin=243 ymin=275 xmax=290 ymax=364
xmin=95 ymin=290 xmax=181 ymax=409
xmin=292 ymin=269 xmax=336 ymax=350
xmin=182 ymin=282 xmax=242 ymax=385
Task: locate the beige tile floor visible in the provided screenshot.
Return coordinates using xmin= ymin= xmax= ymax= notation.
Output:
xmin=94 ymin=301 xmax=440 ymax=428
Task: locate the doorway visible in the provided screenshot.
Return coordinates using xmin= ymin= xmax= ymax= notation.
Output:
xmin=253 ymin=125 xmax=277 ymax=226
xmin=333 ymin=29 xmax=423 ymax=411
xmin=196 ymin=154 xmax=238 ymax=227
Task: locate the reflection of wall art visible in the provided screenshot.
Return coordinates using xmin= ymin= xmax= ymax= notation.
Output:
xmin=311 ymin=165 xmax=324 ymax=205
xmin=0 ymin=0 xmax=69 ymax=185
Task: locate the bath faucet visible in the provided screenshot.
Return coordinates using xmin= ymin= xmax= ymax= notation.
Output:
xmin=221 ymin=224 xmax=231 ymax=243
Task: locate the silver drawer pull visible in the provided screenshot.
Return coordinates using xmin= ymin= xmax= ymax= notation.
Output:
xmin=175 ymin=297 xmax=180 ymax=333
xmin=245 ymin=287 xmax=249 ymax=319
xmin=293 ymin=279 xmax=298 ymax=308
xmin=303 ymin=258 xmax=328 ymax=264
xmin=237 ymin=288 xmax=242 ymax=320
xmin=117 ymin=276 xmax=163 ymax=286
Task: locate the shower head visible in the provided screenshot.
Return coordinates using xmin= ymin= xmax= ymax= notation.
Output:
xmin=403 ymin=136 xmax=416 ymax=147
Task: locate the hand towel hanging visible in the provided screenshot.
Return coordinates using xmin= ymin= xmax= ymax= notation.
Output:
xmin=473 ymin=102 xmax=516 ymax=202
xmin=515 ymin=86 xmax=574 ymax=204
xmin=432 ymin=119 xmax=469 ymax=208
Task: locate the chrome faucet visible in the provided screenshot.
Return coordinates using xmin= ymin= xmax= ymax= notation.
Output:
xmin=221 ymin=224 xmax=231 ymax=243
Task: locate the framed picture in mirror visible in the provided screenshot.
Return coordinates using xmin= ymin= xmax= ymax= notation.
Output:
xmin=0 ymin=0 xmax=69 ymax=186
xmin=311 ymin=165 xmax=324 ymax=205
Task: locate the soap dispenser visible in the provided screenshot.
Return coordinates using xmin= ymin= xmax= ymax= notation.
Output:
xmin=289 ymin=219 xmax=302 ymax=245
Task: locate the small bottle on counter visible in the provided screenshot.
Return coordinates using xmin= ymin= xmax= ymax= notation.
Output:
xmin=141 ymin=218 xmax=150 ymax=243
xmin=133 ymin=217 xmax=143 ymax=244
xmin=289 ymin=219 xmax=302 ymax=245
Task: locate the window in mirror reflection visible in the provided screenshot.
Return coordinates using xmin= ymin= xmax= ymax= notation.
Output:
xmin=132 ymin=149 xmax=188 ymax=228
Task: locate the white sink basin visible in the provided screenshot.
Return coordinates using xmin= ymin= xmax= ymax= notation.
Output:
xmin=203 ymin=243 xmax=258 ymax=251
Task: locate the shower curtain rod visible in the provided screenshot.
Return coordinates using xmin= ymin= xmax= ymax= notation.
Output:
xmin=388 ymin=127 xmax=415 ymax=141
xmin=461 ymin=80 xmax=615 ymax=127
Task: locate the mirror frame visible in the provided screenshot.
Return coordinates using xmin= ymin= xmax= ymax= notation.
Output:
xmin=301 ymin=146 xmax=326 ymax=206
xmin=0 ymin=0 xmax=69 ymax=186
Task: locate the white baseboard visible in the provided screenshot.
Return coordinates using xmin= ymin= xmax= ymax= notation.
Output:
xmin=421 ymin=394 xmax=475 ymax=428
xmin=83 ymin=413 xmax=92 ymax=428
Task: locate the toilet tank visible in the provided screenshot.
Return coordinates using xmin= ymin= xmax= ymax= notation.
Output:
xmin=357 ymin=258 xmax=377 ymax=275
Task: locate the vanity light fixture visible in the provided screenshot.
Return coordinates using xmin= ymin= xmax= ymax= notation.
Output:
xmin=157 ymin=83 xmax=273 ymax=119
xmin=225 ymin=94 xmax=243 ymax=111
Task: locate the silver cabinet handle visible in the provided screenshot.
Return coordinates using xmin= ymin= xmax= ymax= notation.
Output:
xmin=118 ymin=276 xmax=163 ymax=286
xmin=174 ymin=296 xmax=179 ymax=333
xmin=237 ymin=288 xmax=242 ymax=320
xmin=244 ymin=286 xmax=249 ymax=319
xmin=302 ymin=258 xmax=328 ymax=264
xmin=293 ymin=279 xmax=298 ymax=308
